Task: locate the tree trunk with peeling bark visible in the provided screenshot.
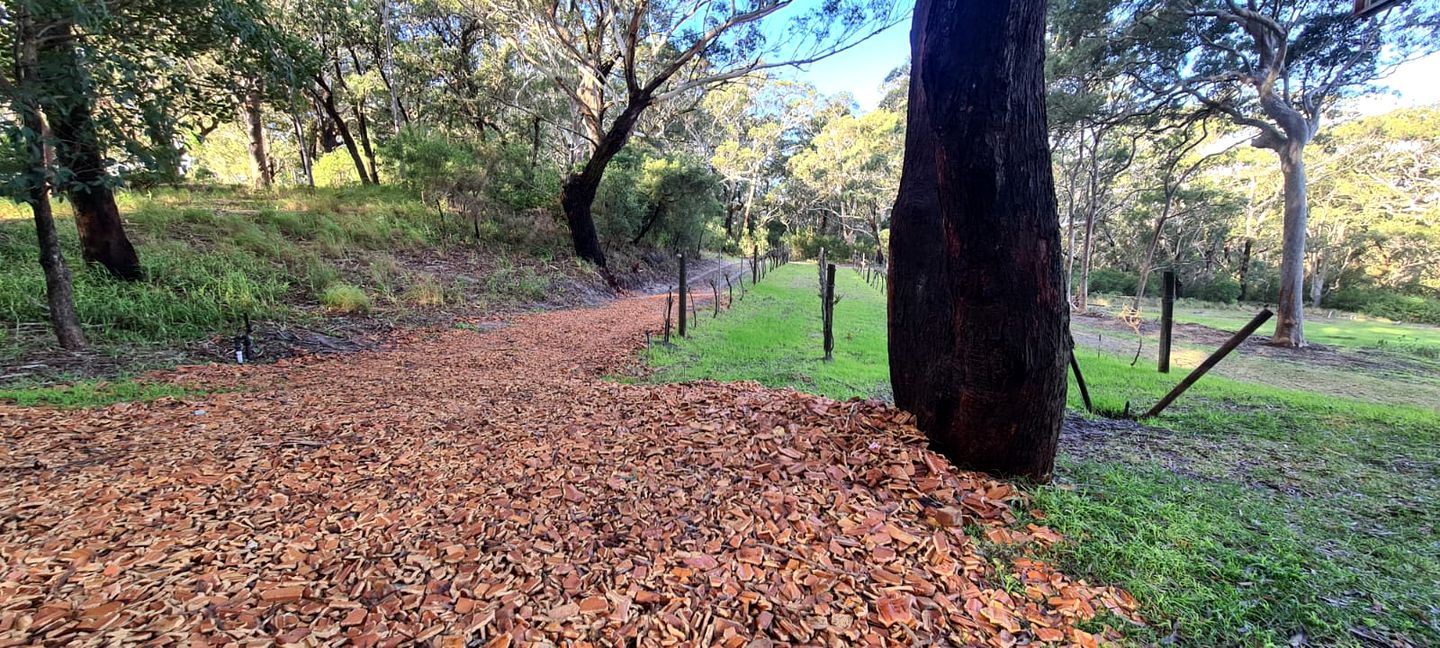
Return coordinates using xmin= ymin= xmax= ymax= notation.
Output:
xmin=1273 ymin=143 xmax=1308 ymax=345
xmin=15 ymin=9 xmax=86 ymax=348
xmin=888 ymin=0 xmax=1069 ymax=481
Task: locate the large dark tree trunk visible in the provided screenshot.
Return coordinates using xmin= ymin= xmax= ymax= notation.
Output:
xmin=888 ymin=0 xmax=1069 ymax=481
xmin=17 ymin=12 xmax=86 ymax=349
xmin=39 ymin=20 xmax=142 ymax=281
xmin=1272 ymin=143 xmax=1308 ymax=347
xmin=561 ymin=100 xmax=648 ymax=268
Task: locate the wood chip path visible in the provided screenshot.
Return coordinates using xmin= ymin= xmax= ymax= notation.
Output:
xmin=1 ymin=294 xmax=1140 ymax=646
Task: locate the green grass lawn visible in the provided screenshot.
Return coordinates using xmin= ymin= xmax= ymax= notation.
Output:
xmin=646 ymin=262 xmax=891 ymax=400
xmin=646 ymin=262 xmax=1440 ymax=647
xmin=1088 ymin=295 xmax=1440 ymax=357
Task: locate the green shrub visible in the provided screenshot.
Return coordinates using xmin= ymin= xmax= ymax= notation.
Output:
xmin=313 ymin=150 xmax=365 ymax=188
xmin=380 ymin=126 xmax=478 ymax=194
xmin=1327 ymin=287 xmax=1440 ymax=324
xmin=1190 ymin=277 xmax=1242 ymax=304
xmin=486 ymin=258 xmax=551 ymax=302
xmin=320 ymin=283 xmax=369 ymax=313
xmin=1087 ymin=268 xmax=1139 ymax=296
xmin=786 ymin=231 xmax=853 ymax=261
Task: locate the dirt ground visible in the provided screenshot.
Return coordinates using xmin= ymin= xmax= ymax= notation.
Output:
xmin=0 ymin=292 xmax=1139 ymax=646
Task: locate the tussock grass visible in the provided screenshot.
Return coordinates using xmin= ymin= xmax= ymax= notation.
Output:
xmin=319 ymin=283 xmax=369 ymax=313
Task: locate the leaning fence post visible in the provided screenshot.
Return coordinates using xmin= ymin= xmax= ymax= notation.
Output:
xmin=678 ymin=252 xmax=688 ymax=338
xmin=689 ymin=287 xmax=699 ymax=326
xmin=1069 ymin=349 xmax=1093 ymax=413
xmin=710 ymin=279 xmax=720 ymax=318
xmin=1142 ymin=308 xmax=1273 ymax=419
xmin=1159 ymin=270 xmax=1176 ymax=373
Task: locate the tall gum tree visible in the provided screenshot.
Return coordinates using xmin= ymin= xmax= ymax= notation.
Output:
xmin=1123 ymin=0 xmax=1440 ymax=347
xmin=476 ymin=0 xmax=901 ymax=268
xmin=888 ymin=0 xmax=1070 ymax=480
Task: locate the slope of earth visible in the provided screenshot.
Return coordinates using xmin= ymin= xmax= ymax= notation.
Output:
xmin=0 ymin=294 xmax=1139 ymax=646
xmin=1 ymin=185 xmax=721 ymax=388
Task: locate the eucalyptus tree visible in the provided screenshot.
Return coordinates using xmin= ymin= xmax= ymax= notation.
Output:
xmin=1122 ymin=0 xmax=1440 ymax=346
xmin=3 ymin=0 xmax=283 ymax=280
xmin=889 ymin=0 xmax=1068 ymax=481
xmin=1046 ymin=0 xmax=1158 ymax=311
xmin=472 ymin=0 xmax=903 ymax=268
xmin=1302 ymin=107 xmax=1440 ymax=304
xmin=787 ymin=108 xmax=902 ymax=249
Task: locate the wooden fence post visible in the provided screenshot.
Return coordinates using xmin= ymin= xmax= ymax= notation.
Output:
xmin=678 ymin=252 xmax=687 ymax=338
xmin=1142 ymin=308 xmax=1273 ymax=418
xmin=1069 ymin=350 xmax=1093 ymax=413
xmin=663 ymin=290 xmax=673 ymax=344
xmin=1159 ymin=270 xmax=1176 ymax=373
xmin=710 ymin=279 xmax=720 ymax=318
xmin=817 ymin=247 xmax=826 ymax=295
xmin=752 ymin=246 xmax=759 ymax=284
xmin=823 ymin=263 xmax=836 ymax=362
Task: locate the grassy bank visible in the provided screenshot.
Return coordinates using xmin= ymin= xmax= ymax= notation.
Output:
xmin=644 ymin=262 xmax=1440 ymax=646
xmin=0 ymin=186 xmax=603 ymax=376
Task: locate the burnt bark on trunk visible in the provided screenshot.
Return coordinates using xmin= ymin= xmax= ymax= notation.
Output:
xmin=888 ymin=0 xmax=1068 ymax=481
xmin=1272 ymin=144 xmax=1308 ymax=347
xmin=561 ymin=100 xmax=648 ymax=267
xmin=39 ymin=20 xmax=141 ymax=281
xmin=16 ymin=10 xmax=86 ymax=348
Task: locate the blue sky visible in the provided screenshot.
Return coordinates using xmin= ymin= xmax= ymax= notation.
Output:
xmin=785 ymin=23 xmax=1440 ymax=115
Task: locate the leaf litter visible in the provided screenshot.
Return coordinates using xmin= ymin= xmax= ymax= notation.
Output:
xmin=0 ymin=294 xmax=1141 ymax=646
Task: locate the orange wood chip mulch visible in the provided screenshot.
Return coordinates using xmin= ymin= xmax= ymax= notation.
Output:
xmin=1 ymin=294 xmax=1141 ymax=646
